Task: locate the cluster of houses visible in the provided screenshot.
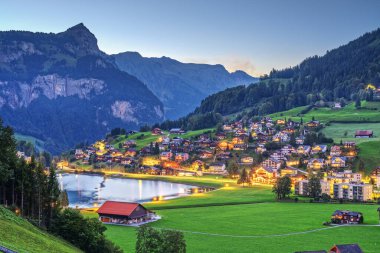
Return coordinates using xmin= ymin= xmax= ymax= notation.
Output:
xmin=68 ymin=116 xmax=379 ymax=201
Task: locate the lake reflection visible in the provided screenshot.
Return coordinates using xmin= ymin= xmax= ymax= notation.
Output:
xmin=58 ymin=173 xmax=195 ymax=208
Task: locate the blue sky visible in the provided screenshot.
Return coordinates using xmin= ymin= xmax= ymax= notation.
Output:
xmin=1 ymin=0 xmax=379 ymax=76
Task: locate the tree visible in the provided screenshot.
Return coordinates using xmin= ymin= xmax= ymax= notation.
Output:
xmin=355 ymin=98 xmax=361 ymax=109
xmin=237 ymin=168 xmax=251 ymax=187
xmin=272 ymin=176 xmax=292 ymax=200
xmin=307 ymin=177 xmax=322 ymax=199
xmin=136 ymin=225 xmax=185 ymax=253
xmin=227 ymin=160 xmax=239 ymax=178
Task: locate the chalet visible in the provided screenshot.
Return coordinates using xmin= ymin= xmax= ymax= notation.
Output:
xmin=326 ymin=170 xmax=362 ymax=184
xmin=281 ymin=145 xmax=295 ymax=156
xmin=175 ymin=152 xmax=189 ymax=162
xmin=172 ymin=137 xmax=183 ymax=145
xmin=306 ymin=120 xmax=320 ymax=128
xmin=222 ymin=124 xmax=233 ymax=132
xmin=262 ymin=158 xmax=282 ymax=170
xmin=256 ymin=132 xmax=268 ymax=141
xmin=333 ymin=102 xmax=342 ymax=109
xmin=233 ymin=143 xmax=247 ymax=151
xmin=121 ymin=157 xmax=133 ymax=165
xmin=232 ymin=136 xmax=245 ymax=144
xmin=235 ymin=129 xmax=248 ymax=136
xmin=241 ymin=156 xmax=254 ymax=164
xmin=270 ymin=152 xmax=287 ymax=161
xmin=75 ymin=149 xmax=85 ymax=159
xmin=199 ymin=150 xmax=213 ymax=159
xmin=331 ymin=210 xmax=363 ymax=224
xmin=330 ymin=244 xmax=363 ymax=253
xmin=333 ymin=183 xmax=373 ymax=201
xmin=169 ymin=128 xmax=186 ymax=135
xmin=251 ymin=167 xmax=278 ymax=184
xmin=217 ymin=152 xmax=231 ymax=160
xmin=215 ymin=132 xmax=226 ymax=140
xmin=297 ymin=145 xmax=311 ymax=155
xmin=330 ymin=157 xmax=347 ymax=168
xmin=276 ymin=119 xmax=286 ymax=125
xmin=311 ymin=145 xmax=327 ymax=154
xmin=280 ymin=167 xmax=307 ymax=179
xmin=370 ymin=168 xmax=380 ymax=188
xmin=355 ymin=130 xmax=373 ymax=138
xmin=97 ymin=201 xmax=154 ymax=225
xmin=160 ymin=151 xmax=173 ymax=161
xmin=296 ymin=136 xmax=305 ymax=145
xmin=209 ymin=163 xmax=227 ymax=174
xmin=343 ymin=141 xmax=356 ymax=149
xmin=123 ymin=140 xmax=136 ymax=148
xmin=330 ymin=145 xmax=342 ymax=156
xmin=151 ymin=128 xmax=163 ymax=135
xmin=255 ymin=145 xmax=267 ymax=154
xmin=307 ymin=158 xmax=325 ymax=170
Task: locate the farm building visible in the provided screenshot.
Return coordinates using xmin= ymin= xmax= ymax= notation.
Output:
xmin=97 ymin=201 xmax=155 ymax=225
xmin=354 ymin=130 xmax=373 ymax=138
xmin=330 ymin=244 xmax=363 ymax=253
xmin=331 ymin=210 xmax=363 ymax=224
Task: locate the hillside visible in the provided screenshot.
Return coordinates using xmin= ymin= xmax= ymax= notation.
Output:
xmin=113 ymin=52 xmax=257 ymax=119
xmin=0 ymin=23 xmax=164 ymax=154
xmin=188 ymin=28 xmax=380 ymax=123
xmin=0 ymin=206 xmax=81 ymax=253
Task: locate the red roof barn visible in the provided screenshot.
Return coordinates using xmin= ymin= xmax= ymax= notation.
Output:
xmin=355 ymin=130 xmax=373 ymax=138
xmin=97 ymin=201 xmax=152 ymax=225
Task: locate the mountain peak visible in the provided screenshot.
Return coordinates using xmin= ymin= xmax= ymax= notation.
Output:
xmin=62 ymin=23 xmax=99 ymax=55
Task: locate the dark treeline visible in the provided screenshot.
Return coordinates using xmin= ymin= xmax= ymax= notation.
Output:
xmin=161 ymin=28 xmax=380 ymax=130
xmin=0 ymin=118 xmax=122 ymax=252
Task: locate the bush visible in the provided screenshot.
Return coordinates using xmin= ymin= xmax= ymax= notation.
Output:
xmin=136 ymin=225 xmax=186 ymax=253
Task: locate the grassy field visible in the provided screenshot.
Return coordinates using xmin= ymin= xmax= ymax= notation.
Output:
xmin=269 ymin=101 xmax=380 ymax=123
xmin=357 ymin=141 xmax=380 ymax=172
xmin=79 ymin=174 xmax=380 ymax=253
xmin=322 ymin=122 xmax=380 ymax=144
xmin=96 ymin=202 xmax=380 ymax=253
xmin=0 ymin=206 xmax=81 ymax=253
xmin=14 ymin=133 xmax=45 ymax=152
xmin=111 ymin=128 xmax=214 ymax=150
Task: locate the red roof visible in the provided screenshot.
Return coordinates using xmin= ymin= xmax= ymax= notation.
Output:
xmin=97 ymin=201 xmax=141 ymax=216
xmin=355 ymin=130 xmax=373 ymax=136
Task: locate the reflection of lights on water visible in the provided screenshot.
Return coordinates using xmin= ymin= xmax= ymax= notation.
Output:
xmin=138 ymin=180 xmax=142 ymax=200
xmin=75 ymin=174 xmax=78 ymax=179
xmin=179 ymin=188 xmax=185 ymax=194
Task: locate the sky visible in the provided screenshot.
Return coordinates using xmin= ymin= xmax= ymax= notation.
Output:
xmin=0 ymin=0 xmax=379 ymax=76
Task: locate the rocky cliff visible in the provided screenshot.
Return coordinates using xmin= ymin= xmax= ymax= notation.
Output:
xmin=0 ymin=24 xmax=164 ymax=153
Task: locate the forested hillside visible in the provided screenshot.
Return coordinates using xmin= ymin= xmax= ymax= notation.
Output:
xmin=189 ymin=28 xmax=380 ymax=121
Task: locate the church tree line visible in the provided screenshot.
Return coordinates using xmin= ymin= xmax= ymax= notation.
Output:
xmin=0 ymin=118 xmax=122 ymax=253
xmin=157 ymin=28 xmax=380 ymax=130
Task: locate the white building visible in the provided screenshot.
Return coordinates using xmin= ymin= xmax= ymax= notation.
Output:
xmin=333 ymin=183 xmax=373 ymax=201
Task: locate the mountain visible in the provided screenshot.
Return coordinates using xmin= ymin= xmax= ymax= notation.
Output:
xmin=113 ymin=52 xmax=258 ymax=119
xmin=186 ymin=28 xmax=380 ymax=122
xmin=0 ymin=24 xmax=164 ymax=153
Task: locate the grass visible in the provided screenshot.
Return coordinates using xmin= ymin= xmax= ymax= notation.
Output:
xmin=111 ymin=129 xmax=214 ymax=150
xmin=269 ymin=102 xmax=380 ymax=123
xmin=100 ymin=202 xmax=380 ymax=253
xmin=0 ymin=206 xmax=81 ymax=253
xmin=15 ymin=133 xmax=45 ymax=152
xmin=322 ymin=122 xmax=380 ymax=144
xmin=357 ymin=141 xmax=380 ymax=172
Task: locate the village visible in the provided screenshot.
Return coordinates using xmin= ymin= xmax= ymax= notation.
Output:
xmin=60 ymin=116 xmax=380 ymax=202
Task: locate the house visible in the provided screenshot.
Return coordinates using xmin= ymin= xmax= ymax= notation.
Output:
xmin=297 ymin=145 xmax=311 ymax=155
xmin=215 ymin=132 xmax=226 ymax=140
xmin=276 ymin=119 xmax=286 ymax=125
xmin=125 ymin=149 xmax=137 ymax=157
xmin=295 ymin=179 xmax=329 ymax=196
xmin=311 ymin=145 xmax=327 ymax=154
xmin=330 ymin=146 xmax=342 ymax=156
xmin=233 ymin=143 xmax=247 ymax=151
xmin=333 ymin=102 xmax=342 ymax=109
xmin=333 ymin=183 xmax=373 ymax=201
xmin=75 ymin=149 xmax=85 ymax=159
xmin=217 ymin=152 xmax=231 ymax=160
xmin=241 ymin=156 xmax=254 ymax=164
xmin=307 ymin=158 xmax=325 ymax=170
xmin=270 ymin=152 xmax=287 ymax=161
xmin=296 ymin=136 xmax=305 ymax=145
xmin=255 ymin=145 xmax=267 ymax=154
xmin=306 ymin=120 xmax=320 ymax=128
xmin=209 ymin=163 xmax=227 ymax=174
xmin=329 ymin=244 xmax=363 ymax=253
xmin=123 ymin=140 xmax=136 ymax=148
xmin=330 ymin=157 xmax=347 ymax=168
xmin=251 ymin=167 xmax=278 ymax=184
xmin=331 ymin=211 xmax=364 ymax=224
xmin=281 ymin=145 xmax=295 ymax=156
xmin=169 ymin=128 xmax=186 ymax=135
xmin=343 ymin=141 xmax=356 ymax=149
xmin=370 ymin=168 xmax=380 ymax=188
xmin=97 ymin=201 xmax=154 ymax=225
xmin=160 ymin=151 xmax=173 ymax=161
xmin=262 ymin=158 xmax=282 ymax=170
xmin=175 ymin=152 xmax=189 ymax=162
xmin=199 ymin=150 xmax=213 ymax=159
xmin=355 ymin=130 xmax=373 ymax=138
xmin=151 ymin=128 xmax=163 ymax=135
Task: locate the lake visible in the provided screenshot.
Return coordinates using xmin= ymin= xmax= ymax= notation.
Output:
xmin=58 ymin=173 xmax=196 ymax=208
